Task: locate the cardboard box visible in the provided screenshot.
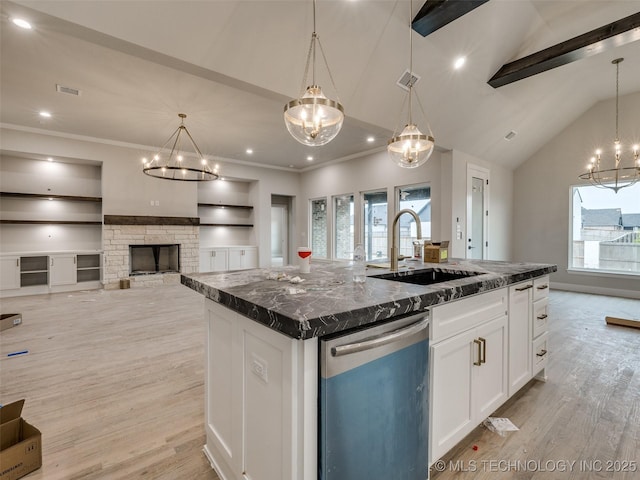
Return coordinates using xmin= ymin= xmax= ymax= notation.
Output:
xmin=0 ymin=314 xmax=22 ymax=333
xmin=424 ymin=241 xmax=449 ymax=263
xmin=0 ymin=400 xmax=42 ymax=480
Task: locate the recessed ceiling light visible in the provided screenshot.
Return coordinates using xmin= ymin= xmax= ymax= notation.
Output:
xmin=307 ymin=156 xmax=313 ymax=161
xmin=12 ymin=18 xmax=32 ymax=29
xmin=39 ymin=111 xmax=52 ymax=118
xmin=367 ymin=136 xmax=375 ymax=143
xmin=288 ymin=164 xmax=294 ymax=168
xmin=246 ymin=148 xmax=253 ymax=154
xmin=454 ymin=56 xmax=466 ymax=70
xmin=47 ymin=157 xmax=54 ymax=162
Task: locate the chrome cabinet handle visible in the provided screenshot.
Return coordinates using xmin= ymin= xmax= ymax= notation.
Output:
xmin=537 ymin=314 xmax=548 ymax=320
xmin=473 ymin=338 xmax=482 ymax=366
xmin=536 ymin=349 xmax=548 ymax=357
xmin=479 ymin=337 xmax=486 ymax=364
xmin=331 ymin=317 xmax=428 ymax=357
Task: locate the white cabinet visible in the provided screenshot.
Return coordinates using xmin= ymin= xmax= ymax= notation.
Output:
xmin=508 ymin=281 xmax=533 ymax=396
xmin=49 ymin=254 xmax=77 ymax=286
xmin=228 ymin=247 xmax=258 ymax=271
xmin=1 ymin=252 xmax=102 ymax=298
xmin=204 ymin=299 xmax=317 ymax=480
xmin=0 ymin=256 xmax=21 ymax=290
xmin=532 ymin=276 xmax=550 ymax=378
xmin=200 ymin=248 xmax=228 ymax=273
xmin=430 ymin=290 xmax=508 ymax=464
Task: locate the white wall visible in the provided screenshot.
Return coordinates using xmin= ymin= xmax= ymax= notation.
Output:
xmin=513 ymin=92 xmax=640 ymax=298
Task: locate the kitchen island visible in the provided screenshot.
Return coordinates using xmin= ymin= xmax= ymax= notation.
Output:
xmin=181 ymin=259 xmax=557 ymax=480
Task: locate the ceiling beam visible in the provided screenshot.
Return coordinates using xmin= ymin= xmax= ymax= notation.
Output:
xmin=412 ymin=0 xmax=490 ymax=37
xmin=489 ymin=12 xmax=640 ymax=88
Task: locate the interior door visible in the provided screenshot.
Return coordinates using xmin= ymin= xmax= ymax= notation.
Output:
xmin=271 ymin=204 xmax=288 ymax=267
xmin=466 ymin=166 xmax=489 ymax=259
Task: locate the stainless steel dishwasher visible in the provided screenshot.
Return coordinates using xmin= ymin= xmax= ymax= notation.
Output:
xmin=319 ymin=311 xmax=429 ymax=480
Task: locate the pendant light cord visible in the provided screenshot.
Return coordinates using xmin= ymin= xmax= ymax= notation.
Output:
xmin=408 ymin=0 xmax=413 ymax=125
xmin=615 ymin=59 xmax=619 ymax=142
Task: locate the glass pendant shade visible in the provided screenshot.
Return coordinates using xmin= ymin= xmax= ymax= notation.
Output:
xmin=284 ymin=85 xmax=344 ymax=146
xmin=387 ymin=123 xmax=435 ymax=168
xmin=387 ymin=0 xmax=435 ymax=169
xmin=143 ymin=114 xmax=219 ymax=182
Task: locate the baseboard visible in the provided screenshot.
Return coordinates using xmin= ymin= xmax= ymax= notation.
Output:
xmin=551 ymin=282 xmax=640 ymax=300
xmin=203 ymin=444 xmax=229 ymax=480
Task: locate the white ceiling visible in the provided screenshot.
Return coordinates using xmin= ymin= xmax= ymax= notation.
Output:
xmin=1 ymin=0 xmax=639 ymax=172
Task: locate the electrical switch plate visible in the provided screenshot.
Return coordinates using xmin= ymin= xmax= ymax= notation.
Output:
xmin=251 ymin=353 xmax=268 ymax=384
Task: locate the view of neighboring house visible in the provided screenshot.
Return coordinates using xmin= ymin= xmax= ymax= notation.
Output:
xmin=575 ymin=207 xmax=640 ymax=272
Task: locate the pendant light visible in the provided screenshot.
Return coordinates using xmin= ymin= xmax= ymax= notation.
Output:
xmin=578 ymin=58 xmax=639 ymax=193
xmin=387 ymin=0 xmax=434 ymax=168
xmin=283 ymin=0 xmax=344 ymax=146
xmin=142 ymin=114 xmax=219 ymax=181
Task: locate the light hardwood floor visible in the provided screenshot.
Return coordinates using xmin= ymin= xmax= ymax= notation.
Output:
xmin=1 ymin=286 xmax=639 ymax=479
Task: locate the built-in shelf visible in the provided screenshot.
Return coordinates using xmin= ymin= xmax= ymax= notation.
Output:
xmin=0 ymin=192 xmax=102 ymax=202
xmin=0 ymin=220 xmax=102 ymax=225
xmin=197 ymin=203 xmax=253 ymax=209
xmin=199 ymin=223 xmax=254 ymax=227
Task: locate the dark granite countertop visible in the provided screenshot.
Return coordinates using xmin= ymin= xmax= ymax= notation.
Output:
xmin=181 ymin=259 xmax=557 ymax=340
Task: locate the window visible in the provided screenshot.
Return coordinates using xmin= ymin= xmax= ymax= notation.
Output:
xmin=396 ymin=184 xmax=431 ymax=258
xmin=362 ymin=190 xmax=388 ymax=261
xmin=310 ymin=198 xmax=328 ymax=259
xmin=333 ymin=194 xmax=354 ymax=260
xmin=570 ymin=184 xmax=640 ymax=275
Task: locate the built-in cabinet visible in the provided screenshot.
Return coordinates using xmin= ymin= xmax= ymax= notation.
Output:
xmin=429 ymin=288 xmax=508 ymax=464
xmin=0 ymin=155 xmax=103 ymax=297
xmin=0 ymin=252 xmax=102 ymax=297
xmin=199 ymin=246 xmax=258 ymax=273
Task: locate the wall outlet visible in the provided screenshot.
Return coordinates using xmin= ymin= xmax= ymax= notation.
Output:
xmin=251 ymin=353 xmax=268 ymax=384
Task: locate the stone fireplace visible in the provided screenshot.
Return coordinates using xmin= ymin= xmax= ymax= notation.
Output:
xmin=103 ymin=215 xmax=199 ymax=289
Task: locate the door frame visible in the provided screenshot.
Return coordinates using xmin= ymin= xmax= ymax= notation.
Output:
xmin=466 ymin=164 xmax=490 ymax=260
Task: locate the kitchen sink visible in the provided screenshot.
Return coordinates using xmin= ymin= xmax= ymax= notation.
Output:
xmin=370 ymin=268 xmax=481 ymax=286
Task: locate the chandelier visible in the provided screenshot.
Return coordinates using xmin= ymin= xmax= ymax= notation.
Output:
xmin=142 ymin=114 xmax=219 ymax=181
xmin=283 ymin=0 xmax=344 ymax=146
xmin=579 ymin=58 xmax=639 ymax=193
xmin=387 ymin=0 xmax=434 ymax=169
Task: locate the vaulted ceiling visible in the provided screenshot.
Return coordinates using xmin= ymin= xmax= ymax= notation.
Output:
xmin=2 ymin=0 xmax=639 ymax=171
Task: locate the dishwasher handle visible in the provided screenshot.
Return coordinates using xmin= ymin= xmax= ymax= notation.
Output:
xmin=331 ymin=316 xmax=429 ymax=357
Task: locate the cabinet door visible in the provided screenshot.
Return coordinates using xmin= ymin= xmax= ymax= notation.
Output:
xmin=508 ymin=283 xmax=532 ymax=396
xmin=228 ymin=248 xmax=243 ymax=271
xmin=474 ymin=314 xmax=508 ymax=420
xmin=430 ymin=328 xmax=475 ymax=463
xmin=242 ymin=247 xmax=258 ymax=269
xmin=0 ymin=256 xmax=21 ymax=290
xmin=49 ymin=254 xmax=77 ymax=286
xmin=211 ymin=249 xmax=228 ymax=272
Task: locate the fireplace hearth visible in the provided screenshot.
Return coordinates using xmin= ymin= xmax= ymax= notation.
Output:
xmin=130 ymin=244 xmax=180 ymax=275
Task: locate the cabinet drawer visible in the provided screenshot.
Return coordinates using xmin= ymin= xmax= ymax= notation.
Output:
xmin=533 ymin=297 xmax=549 ymax=339
xmin=430 ymin=288 xmax=507 ymax=343
xmin=533 ymin=276 xmax=550 ymax=302
xmin=532 ymin=332 xmax=549 ymax=374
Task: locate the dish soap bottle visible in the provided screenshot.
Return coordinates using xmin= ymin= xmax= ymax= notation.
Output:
xmin=353 ymin=244 xmax=366 ymax=283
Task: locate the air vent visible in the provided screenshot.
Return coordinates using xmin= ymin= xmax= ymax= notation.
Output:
xmin=504 ymin=130 xmax=517 ymax=141
xmin=56 ymin=84 xmax=81 ymax=96
xmin=396 ymin=69 xmax=421 ymax=91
